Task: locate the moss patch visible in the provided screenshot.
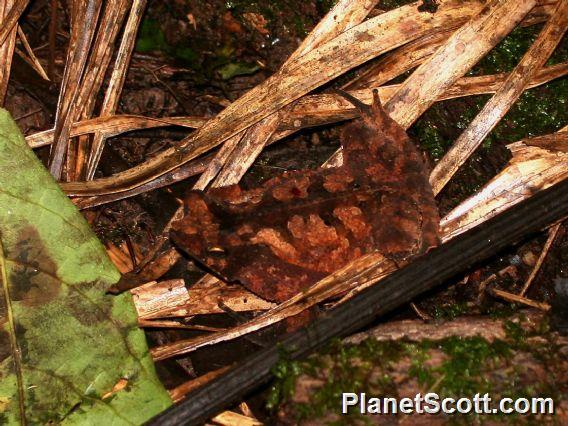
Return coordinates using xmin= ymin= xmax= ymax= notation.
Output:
xmin=269 ymin=317 xmax=564 ymax=423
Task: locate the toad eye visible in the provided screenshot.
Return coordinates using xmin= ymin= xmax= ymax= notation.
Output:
xmin=207 ymin=246 xmax=226 ymax=256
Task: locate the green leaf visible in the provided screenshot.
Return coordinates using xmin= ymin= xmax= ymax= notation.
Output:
xmin=217 ymin=61 xmax=259 ymax=80
xmin=0 ymin=109 xmax=171 ymax=424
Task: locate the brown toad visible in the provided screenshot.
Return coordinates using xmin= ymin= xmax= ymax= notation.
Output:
xmin=171 ymin=90 xmax=440 ymax=302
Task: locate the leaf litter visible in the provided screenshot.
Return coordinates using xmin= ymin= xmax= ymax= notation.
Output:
xmin=1 ymin=0 xmax=567 ymax=423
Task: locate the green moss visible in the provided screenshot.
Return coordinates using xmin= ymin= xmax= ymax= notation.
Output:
xmin=266 ymin=358 xmax=305 ymax=411
xmin=270 ymin=322 xmax=563 ymax=422
xmin=487 ymin=304 xmax=518 ymax=319
xmin=413 ymin=25 xmax=567 ymax=163
xmin=472 ymin=26 xmax=542 ymax=75
xmin=492 ymin=78 xmax=568 ymax=143
xmin=431 ymin=302 xmax=470 ymax=320
xmin=414 ymin=122 xmax=447 ymax=161
xmin=503 ymin=320 xmax=528 ymax=345
xmin=411 ymin=95 xmax=489 ymax=162
xmin=293 ymin=15 xmax=309 ymax=37
xmin=135 ymin=19 xmax=169 ymax=53
xmin=434 ymin=337 xmax=511 ymax=395
xmin=267 ymin=339 xmax=405 ymax=420
xmin=135 ymin=18 xmax=199 ymax=68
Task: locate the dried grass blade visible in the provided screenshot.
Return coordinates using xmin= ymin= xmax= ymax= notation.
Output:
xmin=211 ymin=113 xmax=281 ymax=188
xmin=387 ymin=0 xmax=536 ymax=128
xmin=324 ymin=0 xmax=536 ymax=168
xmin=441 ymin=133 xmax=568 ymax=241
xmin=86 ymin=0 xmax=147 ymax=180
xmin=26 ymin=115 xmax=206 ymax=149
xmin=0 ymin=0 xmax=19 ymax=105
xmin=48 ymin=0 xmax=103 ymax=179
xmin=28 ymin=63 xmax=566 ymax=151
xmin=211 ymin=411 xmax=263 ymax=426
xmin=0 ymin=0 xmax=28 ymax=47
xmin=25 ymin=62 xmax=566 ymax=153
xmin=430 ymin=0 xmax=568 ymax=195
xmin=193 ymin=133 xmax=245 ymax=190
xmin=16 ymin=26 xmax=49 ymax=80
xmin=62 ymin=0 xmax=485 ymax=196
xmin=196 ymin=0 xmax=379 ymax=188
xmin=343 ymin=3 xmax=556 ymax=91
xmin=344 ymin=28 xmax=452 ymax=90
xmin=137 ymin=275 xmax=276 ymax=319
xmin=66 ymin=0 xmax=131 ymax=180
xmin=151 ymin=252 xmax=394 ymax=360
xmin=283 ymin=62 xmax=568 ymax=133
xmin=73 ymin=155 xmax=212 ymax=210
xmin=289 ymin=0 xmax=379 ymax=64
xmin=57 ymin=63 xmax=567 ymax=209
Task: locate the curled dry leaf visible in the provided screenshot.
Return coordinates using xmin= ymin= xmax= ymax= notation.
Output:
xmin=170 ymin=91 xmax=440 ymax=303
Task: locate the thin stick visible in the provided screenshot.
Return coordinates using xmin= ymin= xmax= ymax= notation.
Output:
xmin=519 ymin=222 xmax=562 ymax=296
xmin=16 ymin=26 xmax=49 ymax=80
xmin=48 ymin=0 xmax=57 ymax=79
xmin=138 ymin=320 xmax=224 ymax=332
xmin=489 ymin=288 xmax=551 ymax=311
xmin=168 ymin=366 xmax=232 ymax=404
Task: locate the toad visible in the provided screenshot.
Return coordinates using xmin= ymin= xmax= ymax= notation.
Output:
xmin=171 ymin=90 xmax=440 ymax=303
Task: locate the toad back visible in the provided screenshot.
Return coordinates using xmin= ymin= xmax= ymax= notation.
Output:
xmin=171 ymin=90 xmax=440 ymax=302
